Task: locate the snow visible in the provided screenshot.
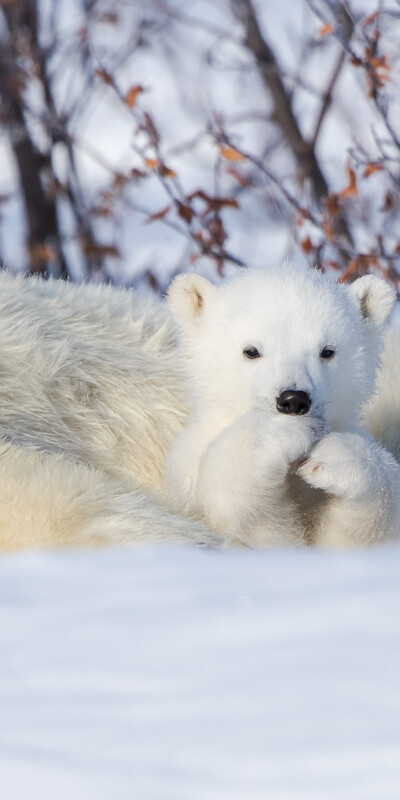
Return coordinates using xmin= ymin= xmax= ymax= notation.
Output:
xmin=1 ymin=544 xmax=400 ymax=799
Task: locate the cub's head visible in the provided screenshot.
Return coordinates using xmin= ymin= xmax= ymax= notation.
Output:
xmin=168 ymin=265 xmax=395 ymax=432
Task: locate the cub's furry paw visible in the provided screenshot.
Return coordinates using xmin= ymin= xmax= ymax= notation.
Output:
xmin=273 ymin=414 xmax=328 ymax=467
xmin=296 ymin=432 xmax=376 ymax=499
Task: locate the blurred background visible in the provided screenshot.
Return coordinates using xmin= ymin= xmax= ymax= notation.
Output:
xmin=0 ymin=0 xmax=399 ymax=291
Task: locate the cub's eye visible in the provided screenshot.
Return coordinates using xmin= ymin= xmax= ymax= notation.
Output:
xmin=243 ymin=346 xmax=261 ymax=360
xmin=320 ymin=347 xmax=335 ymax=360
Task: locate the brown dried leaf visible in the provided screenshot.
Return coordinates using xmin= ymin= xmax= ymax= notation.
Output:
xmin=207 ymin=196 xmax=239 ymax=211
xmin=159 ymin=165 xmax=177 ymax=179
xmin=381 ymin=191 xmax=394 ymax=212
xmin=188 ymin=190 xmax=211 ymax=203
xmin=112 ymin=173 xmax=128 ymax=191
xmin=202 ymin=197 xmax=239 ymax=212
xmin=319 ymin=23 xmax=333 ymax=36
xmin=340 ymin=167 xmax=357 ymax=198
xmin=225 ymin=166 xmax=251 ymax=187
xmin=369 ymin=54 xmax=390 ymax=72
xmin=301 ymin=236 xmax=314 ymax=253
xmin=209 ymin=214 xmax=226 ymax=245
xmin=295 ymin=208 xmax=311 ymax=226
xmin=90 ymin=205 xmax=113 ymax=218
xmin=220 ymin=145 xmax=246 ymax=162
xmin=125 ymin=85 xmax=144 ymax=108
xmin=131 ymin=168 xmax=147 ymax=180
xmin=363 ymin=11 xmax=379 ymax=26
xmin=143 ymin=158 xmax=176 ymax=178
xmin=363 ymin=162 xmax=384 ymax=178
xmin=365 ymin=49 xmax=390 ymax=95
xmin=82 ymin=241 xmax=121 ymax=259
xmin=177 ymin=202 xmax=194 ymax=224
xmin=144 ymin=157 xmax=161 ymax=170
xmin=338 ymin=254 xmax=380 ymax=283
xmin=322 ymin=218 xmax=333 ymax=243
xmin=337 ymin=259 xmax=362 ymax=283
xmin=188 ymin=190 xmax=238 ymax=212
xmin=95 ymin=68 xmax=113 ymax=85
xmin=144 ymin=205 xmax=171 ymax=224
xmin=143 ymin=112 xmax=160 ymax=146
xmin=325 ymin=193 xmax=341 ymax=216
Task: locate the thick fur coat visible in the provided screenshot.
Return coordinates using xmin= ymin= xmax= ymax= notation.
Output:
xmin=0 ymin=267 xmax=399 ymax=551
xmin=0 ymin=273 xmax=219 ymax=550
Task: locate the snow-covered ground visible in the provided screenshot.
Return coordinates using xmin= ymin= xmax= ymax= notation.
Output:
xmin=1 ymin=544 xmax=399 ymax=799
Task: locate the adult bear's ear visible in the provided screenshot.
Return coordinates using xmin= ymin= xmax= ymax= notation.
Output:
xmin=350 ymin=275 xmax=396 ymax=326
xmin=168 ymin=273 xmax=216 ymax=327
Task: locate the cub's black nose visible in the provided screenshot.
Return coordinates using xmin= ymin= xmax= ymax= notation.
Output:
xmin=276 ymin=390 xmax=311 ymax=415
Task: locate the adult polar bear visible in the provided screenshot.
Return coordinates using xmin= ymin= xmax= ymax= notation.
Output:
xmin=0 ymin=265 xmax=398 ymax=550
xmin=0 ymin=272 xmax=219 ymax=550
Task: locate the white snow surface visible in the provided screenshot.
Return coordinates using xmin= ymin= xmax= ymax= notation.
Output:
xmin=1 ymin=544 xmax=399 ymax=799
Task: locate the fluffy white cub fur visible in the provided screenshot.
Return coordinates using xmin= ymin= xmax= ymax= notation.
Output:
xmin=165 ymin=264 xmax=400 ymax=547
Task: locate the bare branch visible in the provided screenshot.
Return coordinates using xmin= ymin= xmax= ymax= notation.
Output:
xmin=231 ymin=0 xmax=329 ymax=202
xmin=311 ymin=50 xmax=346 ymax=149
xmin=231 ymin=0 xmax=353 ymax=252
xmin=0 ymin=4 xmax=68 ymax=277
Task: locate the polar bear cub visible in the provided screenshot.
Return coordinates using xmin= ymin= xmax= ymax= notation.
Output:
xmin=165 ymin=264 xmax=400 ymax=547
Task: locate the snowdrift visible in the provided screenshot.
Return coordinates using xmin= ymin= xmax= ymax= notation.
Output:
xmin=1 ymin=545 xmax=399 ymax=799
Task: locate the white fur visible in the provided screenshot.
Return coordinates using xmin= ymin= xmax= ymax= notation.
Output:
xmin=0 ymin=437 xmax=219 ymax=550
xmin=0 ymin=273 xmax=220 ymax=551
xmin=0 ymin=266 xmax=399 ymax=552
xmin=166 ymin=264 xmax=400 ymax=547
xmin=363 ymin=324 xmax=400 ymax=461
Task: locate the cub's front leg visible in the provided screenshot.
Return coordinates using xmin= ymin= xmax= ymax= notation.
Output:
xmin=297 ymin=432 xmax=400 ymax=546
xmin=196 ymin=411 xmax=326 ymax=547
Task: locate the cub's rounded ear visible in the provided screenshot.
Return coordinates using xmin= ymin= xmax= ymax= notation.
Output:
xmin=167 ymin=273 xmax=215 ymax=327
xmin=350 ymin=274 xmax=396 ymax=326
